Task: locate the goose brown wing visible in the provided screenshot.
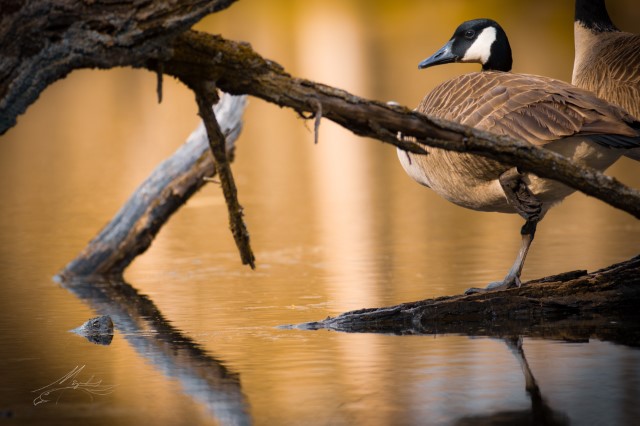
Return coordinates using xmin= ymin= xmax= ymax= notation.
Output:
xmin=417 ymin=71 xmax=640 ymax=148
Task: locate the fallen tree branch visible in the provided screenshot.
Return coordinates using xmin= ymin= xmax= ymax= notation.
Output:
xmin=163 ymin=31 xmax=640 ymax=219
xmin=57 ymin=94 xmax=247 ymax=279
xmin=293 ymin=255 xmax=640 ymax=347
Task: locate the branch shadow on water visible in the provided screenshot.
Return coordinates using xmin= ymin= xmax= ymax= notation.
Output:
xmin=60 ymin=276 xmax=251 ymax=426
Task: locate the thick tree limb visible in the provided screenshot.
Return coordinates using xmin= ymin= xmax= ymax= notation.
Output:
xmin=293 ymin=256 xmax=640 ymax=347
xmin=163 ymin=31 xmax=640 ymax=219
xmin=0 ymin=0 xmax=238 ymax=133
xmin=57 ymin=94 xmax=247 ymax=279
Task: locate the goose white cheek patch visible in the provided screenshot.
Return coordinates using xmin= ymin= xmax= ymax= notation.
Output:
xmin=462 ymin=27 xmax=497 ymax=64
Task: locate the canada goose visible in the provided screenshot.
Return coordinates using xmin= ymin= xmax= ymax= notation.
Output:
xmin=573 ymin=0 xmax=640 ymax=119
xmin=398 ymin=19 xmax=640 ymax=293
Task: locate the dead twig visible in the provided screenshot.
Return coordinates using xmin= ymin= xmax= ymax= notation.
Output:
xmin=192 ymin=82 xmax=255 ymax=269
xmin=311 ymin=98 xmax=322 ymax=145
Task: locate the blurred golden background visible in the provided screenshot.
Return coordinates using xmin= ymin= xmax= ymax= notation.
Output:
xmin=1 ymin=1 xmax=639 ymax=424
xmin=6 ymin=0 xmax=636 ymax=297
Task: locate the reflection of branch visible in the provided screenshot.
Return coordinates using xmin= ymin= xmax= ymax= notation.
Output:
xmin=62 ymin=277 xmax=251 ymax=426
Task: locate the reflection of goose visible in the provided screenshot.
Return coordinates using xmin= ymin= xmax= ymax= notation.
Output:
xmin=62 ymin=277 xmax=251 ymax=426
xmin=453 ymin=337 xmax=569 ymax=426
xmin=398 ymin=19 xmax=640 ymax=293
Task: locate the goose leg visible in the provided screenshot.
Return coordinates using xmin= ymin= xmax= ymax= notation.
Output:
xmin=465 ymin=169 xmax=541 ymax=294
xmin=501 ymin=220 xmax=537 ymax=287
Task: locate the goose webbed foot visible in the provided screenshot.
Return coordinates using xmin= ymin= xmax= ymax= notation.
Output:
xmin=464 ymin=275 xmax=522 ymax=295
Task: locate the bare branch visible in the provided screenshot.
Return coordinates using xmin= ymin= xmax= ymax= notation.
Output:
xmin=191 ymin=82 xmax=255 ymax=269
xmin=311 ymin=98 xmax=322 ymax=145
xmin=164 ymin=31 xmax=640 ymax=219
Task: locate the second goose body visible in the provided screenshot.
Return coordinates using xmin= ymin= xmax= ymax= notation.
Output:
xmin=573 ymin=0 xmax=640 ymax=119
xmin=398 ymin=19 xmax=640 ymax=292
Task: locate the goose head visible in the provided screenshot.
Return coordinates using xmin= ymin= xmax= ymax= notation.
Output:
xmin=419 ymin=19 xmax=513 ymax=72
xmin=575 ymin=0 xmax=618 ymax=33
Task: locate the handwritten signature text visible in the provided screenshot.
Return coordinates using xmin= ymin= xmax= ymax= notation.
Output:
xmin=32 ymin=365 xmax=116 ymax=406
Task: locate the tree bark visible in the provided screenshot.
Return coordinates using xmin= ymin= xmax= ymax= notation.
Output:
xmin=294 ymin=256 xmax=640 ymax=347
xmin=0 ymin=0 xmax=238 ymax=133
xmin=192 ymin=84 xmax=255 ymax=269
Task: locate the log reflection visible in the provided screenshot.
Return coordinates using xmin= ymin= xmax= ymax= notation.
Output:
xmin=61 ymin=277 xmax=251 ymax=426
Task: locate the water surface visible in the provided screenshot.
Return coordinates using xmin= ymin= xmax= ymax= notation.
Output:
xmin=1 ymin=1 xmax=640 ymax=425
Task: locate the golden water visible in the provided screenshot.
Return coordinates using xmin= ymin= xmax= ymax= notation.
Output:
xmin=1 ymin=1 xmax=639 ymax=424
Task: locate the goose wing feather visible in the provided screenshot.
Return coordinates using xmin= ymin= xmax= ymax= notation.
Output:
xmin=417 ymin=71 xmax=640 ymax=148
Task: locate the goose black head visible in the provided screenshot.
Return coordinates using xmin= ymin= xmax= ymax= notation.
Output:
xmin=418 ymin=19 xmax=512 ymax=72
xmin=575 ymin=0 xmax=618 ymax=32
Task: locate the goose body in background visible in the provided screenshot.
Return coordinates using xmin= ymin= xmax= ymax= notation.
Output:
xmin=573 ymin=0 xmax=640 ymax=160
xmin=573 ymin=0 xmax=640 ymax=119
xmin=398 ymin=19 xmax=640 ymax=293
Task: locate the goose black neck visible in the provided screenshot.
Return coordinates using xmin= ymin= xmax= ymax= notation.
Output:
xmin=482 ymin=24 xmax=512 ymax=72
xmin=575 ymin=0 xmax=619 ymax=32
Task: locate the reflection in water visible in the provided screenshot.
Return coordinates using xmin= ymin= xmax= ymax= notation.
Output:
xmin=295 ymin=6 xmax=392 ymax=423
xmin=296 ymin=1 xmax=378 ymax=310
xmin=1 ymin=2 xmax=640 ymax=425
xmin=455 ymin=337 xmax=569 ymax=426
xmin=61 ymin=278 xmax=251 ymax=426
